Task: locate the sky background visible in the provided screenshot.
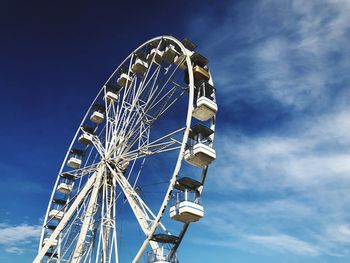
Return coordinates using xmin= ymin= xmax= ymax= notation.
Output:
xmin=1 ymin=0 xmax=350 ymax=262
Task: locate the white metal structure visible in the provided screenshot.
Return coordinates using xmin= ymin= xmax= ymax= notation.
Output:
xmin=34 ymin=36 xmax=217 ymax=263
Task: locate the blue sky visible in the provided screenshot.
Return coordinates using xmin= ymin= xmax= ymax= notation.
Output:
xmin=1 ymin=0 xmax=350 ymax=262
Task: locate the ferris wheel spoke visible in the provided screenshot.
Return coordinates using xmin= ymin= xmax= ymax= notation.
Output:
xmin=107 ymin=83 xmax=186 ymax=160
xmin=120 ymin=127 xmax=185 ymax=163
xmin=108 ymin=51 xmax=177 ymax=158
xmin=58 ymin=162 xmax=100 ymax=181
xmin=106 ymin=164 xmax=170 ymax=247
xmin=144 ymin=65 xmax=183 ymax=113
xmin=78 ymin=127 xmax=106 ymax=158
xmin=146 ymin=86 xmax=187 ymax=126
xmin=109 ymin=66 xmax=161 ymax=153
xmin=106 ymin=58 xmax=177 ymax=159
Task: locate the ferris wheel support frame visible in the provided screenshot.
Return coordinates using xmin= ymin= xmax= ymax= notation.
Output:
xmin=34 ymin=170 xmax=99 ymax=263
xmin=71 ymin=165 xmax=104 ymax=263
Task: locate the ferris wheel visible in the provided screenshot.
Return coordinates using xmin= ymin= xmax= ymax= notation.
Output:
xmin=34 ymin=35 xmax=218 ymax=263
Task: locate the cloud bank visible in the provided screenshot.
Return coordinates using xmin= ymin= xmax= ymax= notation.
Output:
xmin=186 ymin=0 xmax=350 ymax=260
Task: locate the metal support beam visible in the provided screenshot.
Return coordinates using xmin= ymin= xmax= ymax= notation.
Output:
xmin=71 ymin=166 xmax=104 ymax=263
xmin=33 ymin=172 xmax=98 ymax=263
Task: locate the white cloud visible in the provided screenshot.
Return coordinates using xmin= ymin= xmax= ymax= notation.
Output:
xmin=245 ymin=234 xmax=320 ymax=256
xmin=0 ymin=223 xmax=41 ymax=255
xmin=327 ymin=224 xmax=350 ymax=244
xmin=210 ymin=108 xmax=350 ymax=192
xmin=5 ymin=246 xmax=24 ymax=254
xmin=188 ymin=0 xmax=350 ymax=110
xmin=184 ymin=0 xmax=350 ymax=260
xmin=255 ymin=0 xmax=350 ymax=109
xmin=200 ymin=107 xmax=350 ymax=258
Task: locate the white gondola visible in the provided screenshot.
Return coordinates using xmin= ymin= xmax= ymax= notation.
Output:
xmin=48 ymin=209 xmax=64 ymax=220
xmin=147 ymin=247 xmax=176 ymax=263
xmin=132 ymin=58 xmax=148 ymax=75
xmin=90 ymin=111 xmax=104 ymax=124
xmin=184 ymin=142 xmax=216 ymax=167
xmin=67 ymin=149 xmax=83 ymax=169
xmin=57 ymin=183 xmax=73 ymax=194
xmin=105 ymin=90 xmax=119 ymax=101
xmin=67 ymin=156 xmax=82 ymax=169
xmin=163 ymin=44 xmax=179 ymax=64
xmin=170 ymin=184 xmax=204 ymax=223
xmin=170 ymin=200 xmax=204 ymax=223
xmin=184 ymin=124 xmax=216 ymax=167
xmin=104 ymin=84 xmax=120 ymax=102
xmin=78 ymin=133 xmax=93 ymax=145
xmin=147 ymin=48 xmax=164 ymax=65
xmin=193 ymin=96 xmax=218 ymax=121
xmin=117 ymin=73 xmax=132 ymax=88
xmin=192 ymin=81 xmax=217 ymax=121
xmin=43 ymin=238 xmax=58 ymax=247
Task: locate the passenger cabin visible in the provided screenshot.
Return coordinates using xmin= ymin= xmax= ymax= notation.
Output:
xmin=90 ymin=104 xmax=105 ymax=124
xmin=117 ymin=73 xmax=132 ymax=88
xmin=184 ymin=52 xmax=210 ymax=85
xmin=163 ymin=44 xmax=179 ymax=64
xmin=67 ymin=148 xmax=83 ymax=169
xmin=78 ymin=133 xmax=93 ymax=145
xmin=43 ymin=238 xmax=58 ymax=247
xmin=170 ymin=177 xmax=204 ymax=223
xmin=147 ymin=247 xmax=177 ymax=263
xmin=61 ymin=172 xmax=76 ymax=181
xmin=117 ymin=66 xmax=133 ymax=88
xmin=49 ymin=198 xmax=66 ymax=220
xmin=132 ymin=51 xmax=148 ymax=75
xmin=53 ymin=198 xmax=67 ymax=206
xmin=132 ymin=58 xmax=148 ymax=75
xmin=192 ymin=81 xmax=218 ymax=121
xmin=193 ymin=65 xmax=210 ymax=84
xmin=48 ymin=209 xmax=64 ymax=220
xmin=57 ymin=183 xmax=73 ymax=194
xmin=151 ymin=233 xmax=178 ymax=244
xmin=146 ymin=39 xmax=167 ymax=65
xmin=174 ymin=55 xmax=188 ymax=70
xmin=105 ymin=83 xmax=119 ymax=101
xmin=78 ymin=125 xmax=94 ymax=145
xmin=184 ymin=124 xmax=216 ymax=167
xmin=181 ymin=38 xmax=197 ymax=51
xmin=147 ymin=48 xmax=164 ymax=65
xmin=174 ymin=38 xmax=197 ymax=70
xmin=46 ymin=224 xmax=58 ymax=231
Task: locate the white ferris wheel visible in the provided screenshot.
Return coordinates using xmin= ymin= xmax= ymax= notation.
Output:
xmin=34 ymin=36 xmax=218 ymax=263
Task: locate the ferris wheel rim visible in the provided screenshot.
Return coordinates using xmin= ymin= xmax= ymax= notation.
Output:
xmin=37 ymin=35 xmax=215 ymax=263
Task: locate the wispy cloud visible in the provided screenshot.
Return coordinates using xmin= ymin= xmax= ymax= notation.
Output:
xmin=199 ymin=108 xmax=350 ymax=257
xmin=245 ymin=234 xmax=321 ymax=256
xmin=185 ymin=0 xmax=350 ymax=260
xmin=190 ymin=0 xmax=350 ymax=110
xmin=211 ymin=108 xmax=350 ymax=191
xmin=327 ymin=224 xmax=350 ymax=244
xmin=0 ymin=223 xmax=41 ymax=254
